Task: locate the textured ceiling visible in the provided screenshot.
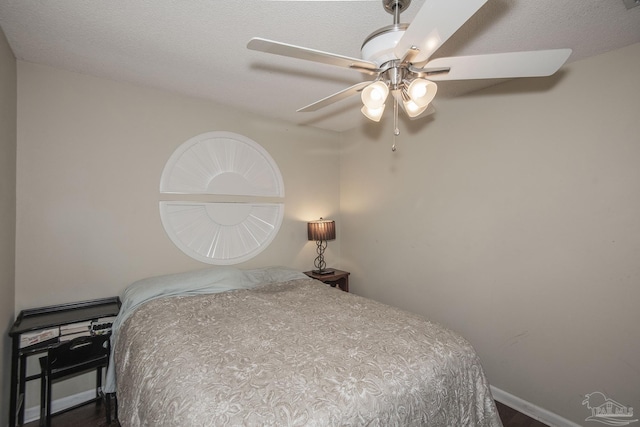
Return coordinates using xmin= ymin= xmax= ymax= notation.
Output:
xmin=1 ymin=0 xmax=639 ymax=132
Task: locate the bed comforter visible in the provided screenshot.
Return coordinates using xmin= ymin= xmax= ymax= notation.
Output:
xmin=113 ymin=270 xmax=502 ymax=426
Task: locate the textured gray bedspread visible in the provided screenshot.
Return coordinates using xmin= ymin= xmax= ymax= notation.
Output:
xmin=115 ymin=278 xmax=503 ymax=426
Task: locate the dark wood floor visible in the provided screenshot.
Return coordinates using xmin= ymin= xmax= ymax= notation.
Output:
xmin=496 ymin=401 xmax=550 ymax=427
xmin=26 ymin=400 xmax=549 ymax=427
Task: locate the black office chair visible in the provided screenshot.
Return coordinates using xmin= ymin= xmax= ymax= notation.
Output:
xmin=39 ymin=334 xmax=112 ymax=427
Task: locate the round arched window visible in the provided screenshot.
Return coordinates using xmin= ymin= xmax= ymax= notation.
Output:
xmin=159 ymin=132 xmax=284 ymax=264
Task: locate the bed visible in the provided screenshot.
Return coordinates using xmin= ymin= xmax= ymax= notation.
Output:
xmin=105 ymin=267 xmax=503 ymax=426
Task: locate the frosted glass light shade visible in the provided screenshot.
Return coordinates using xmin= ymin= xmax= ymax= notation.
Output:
xmin=361 ymin=104 xmax=385 ymax=122
xmin=403 ymin=99 xmax=428 ymax=118
xmin=361 ymin=81 xmax=389 ymax=109
xmin=407 ymin=79 xmax=437 ymax=108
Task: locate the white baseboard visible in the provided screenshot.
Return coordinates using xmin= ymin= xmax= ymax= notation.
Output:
xmin=26 ymin=385 xmax=577 ymax=427
xmin=491 ymin=386 xmax=582 ymax=427
xmin=23 ymin=389 xmax=96 ymax=424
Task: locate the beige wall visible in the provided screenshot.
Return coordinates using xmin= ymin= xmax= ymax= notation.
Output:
xmin=14 ymin=62 xmax=343 ymax=408
xmin=15 ymin=62 xmax=342 ymax=312
xmin=340 ymin=42 xmax=640 ymax=425
xmin=0 ymin=26 xmax=17 ymax=426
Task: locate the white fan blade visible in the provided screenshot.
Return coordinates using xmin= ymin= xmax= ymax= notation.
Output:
xmin=248 ymin=37 xmax=379 ymax=75
xmin=394 ymin=0 xmax=488 ymax=63
xmin=422 ymin=49 xmax=572 ymax=81
xmin=297 ymin=81 xmax=372 ymax=112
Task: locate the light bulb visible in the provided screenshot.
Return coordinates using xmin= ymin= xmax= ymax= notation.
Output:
xmin=407 ymin=79 xmax=437 ymax=108
xmin=361 ymin=104 xmax=385 ymax=122
xmin=361 ymin=81 xmax=389 ymax=109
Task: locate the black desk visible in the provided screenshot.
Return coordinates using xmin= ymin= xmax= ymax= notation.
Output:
xmin=8 ymin=297 xmax=121 ymax=427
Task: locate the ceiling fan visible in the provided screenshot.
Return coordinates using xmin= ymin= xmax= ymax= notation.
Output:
xmin=247 ymin=0 xmax=571 ymax=148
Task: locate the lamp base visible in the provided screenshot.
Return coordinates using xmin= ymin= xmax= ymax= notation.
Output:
xmin=312 ymin=268 xmax=335 ymax=275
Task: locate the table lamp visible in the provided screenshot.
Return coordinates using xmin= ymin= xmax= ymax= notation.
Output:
xmin=307 ymin=218 xmax=336 ymax=275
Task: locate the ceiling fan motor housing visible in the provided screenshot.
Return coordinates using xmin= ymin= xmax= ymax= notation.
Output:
xmin=361 ymin=0 xmax=413 ymax=64
xmin=361 ymin=23 xmax=408 ymax=65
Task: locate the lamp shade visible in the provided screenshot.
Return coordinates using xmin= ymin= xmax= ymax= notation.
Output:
xmin=307 ymin=219 xmax=336 ymax=241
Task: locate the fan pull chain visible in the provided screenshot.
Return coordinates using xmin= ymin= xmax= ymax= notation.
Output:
xmin=392 ymin=94 xmax=400 ymax=151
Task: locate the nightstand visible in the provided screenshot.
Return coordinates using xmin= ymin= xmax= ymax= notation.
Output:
xmin=8 ymin=297 xmax=121 ymax=427
xmin=304 ymin=269 xmax=350 ymax=292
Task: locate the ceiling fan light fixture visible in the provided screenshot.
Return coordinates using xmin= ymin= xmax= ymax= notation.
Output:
xmin=361 ymin=81 xmax=390 ymax=109
xmin=407 ymin=78 xmax=438 ymax=108
xmin=361 ymin=104 xmax=386 ymax=122
xmin=248 ymin=0 xmax=572 ymax=150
